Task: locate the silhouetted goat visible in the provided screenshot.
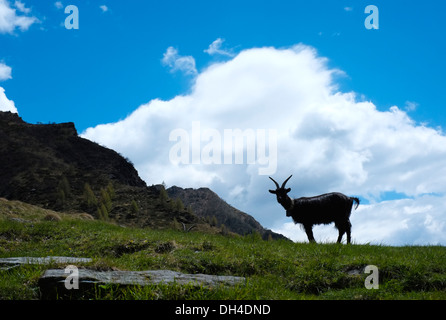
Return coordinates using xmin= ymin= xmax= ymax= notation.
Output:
xmin=269 ymin=175 xmax=360 ymax=244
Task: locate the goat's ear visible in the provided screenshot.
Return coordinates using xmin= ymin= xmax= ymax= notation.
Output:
xmin=269 ymin=189 xmax=277 ymax=194
xmin=285 ymin=188 xmax=291 ymax=193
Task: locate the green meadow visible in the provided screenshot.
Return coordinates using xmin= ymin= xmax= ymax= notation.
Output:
xmin=1 ymin=199 xmax=445 ymax=300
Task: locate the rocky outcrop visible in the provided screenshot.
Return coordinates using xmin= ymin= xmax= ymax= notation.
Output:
xmin=167 ymin=185 xmax=288 ymax=240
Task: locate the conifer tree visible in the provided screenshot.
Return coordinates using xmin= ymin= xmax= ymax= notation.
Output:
xmin=131 ymin=199 xmax=139 ymax=215
xmin=174 ymin=198 xmax=184 ymax=211
xmin=106 ymin=182 xmax=115 ymax=200
xmin=83 ymin=183 xmax=97 ymax=208
xmin=100 ymin=187 xmax=112 ymax=212
xmin=159 ymin=185 xmax=168 ymax=203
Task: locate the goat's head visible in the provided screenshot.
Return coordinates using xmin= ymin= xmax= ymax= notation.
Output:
xmin=269 ymin=175 xmax=292 ymax=207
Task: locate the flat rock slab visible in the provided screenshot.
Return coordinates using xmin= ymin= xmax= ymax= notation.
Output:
xmin=39 ymin=269 xmax=245 ymax=299
xmin=0 ymin=256 xmax=92 ymax=267
xmin=41 ymin=269 xmax=245 ymax=286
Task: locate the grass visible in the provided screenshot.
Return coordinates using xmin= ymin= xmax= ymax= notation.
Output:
xmin=1 ymin=198 xmax=446 ymax=300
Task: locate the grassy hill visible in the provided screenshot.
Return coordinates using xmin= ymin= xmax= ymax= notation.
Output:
xmin=1 ymin=198 xmax=445 ymax=300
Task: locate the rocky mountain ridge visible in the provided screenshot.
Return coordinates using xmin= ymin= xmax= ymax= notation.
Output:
xmin=0 ymin=111 xmax=286 ymax=239
xmin=167 ymin=186 xmax=286 ymax=240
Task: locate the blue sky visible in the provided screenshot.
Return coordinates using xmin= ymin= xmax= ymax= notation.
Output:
xmin=2 ymin=0 xmax=446 ymax=245
xmin=1 ymin=0 xmax=445 ymax=131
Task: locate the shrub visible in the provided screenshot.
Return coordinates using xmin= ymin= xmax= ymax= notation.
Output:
xmin=77 ymin=213 xmax=95 ymax=220
xmin=43 ymin=212 xmax=62 ymax=222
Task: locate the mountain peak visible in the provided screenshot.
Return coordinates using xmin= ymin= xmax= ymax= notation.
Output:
xmin=0 ymin=111 xmax=147 ymax=213
xmin=0 ymin=111 xmax=21 ymax=122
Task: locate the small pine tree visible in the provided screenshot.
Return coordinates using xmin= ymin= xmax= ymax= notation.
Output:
xmin=97 ymin=207 xmax=103 ymax=220
xmin=55 ymin=176 xmax=70 ymax=208
xmin=56 ymin=188 xmax=66 ymax=208
xmin=220 ymin=224 xmax=228 ymax=236
xmin=174 ymin=198 xmax=184 ymax=211
xmin=100 ymin=188 xmax=112 ymax=212
xmin=131 ymin=200 xmax=139 ymax=215
xmin=83 ymin=183 xmax=97 ymax=208
xmin=106 ymin=182 xmax=115 ymax=200
xmin=97 ymin=203 xmax=109 ymax=221
xmin=172 ymin=217 xmax=181 ymax=231
xmin=159 ymin=185 xmax=168 ymax=203
xmin=210 ymin=215 xmax=218 ymax=227
xmin=97 ymin=206 xmax=102 ymax=220
xmin=59 ymin=176 xmax=71 ymax=197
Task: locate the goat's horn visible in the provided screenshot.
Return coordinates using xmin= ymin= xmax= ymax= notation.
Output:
xmin=281 ymin=175 xmax=293 ymax=188
xmin=269 ymin=176 xmax=280 ymax=189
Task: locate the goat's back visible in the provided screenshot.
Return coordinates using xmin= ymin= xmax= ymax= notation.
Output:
xmin=291 ymin=192 xmax=354 ymax=225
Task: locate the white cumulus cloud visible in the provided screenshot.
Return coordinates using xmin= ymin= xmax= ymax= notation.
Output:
xmin=54 ymin=2 xmax=63 ymax=10
xmin=14 ymin=1 xmax=30 ymax=14
xmin=0 ymin=62 xmax=12 ymax=81
xmin=0 ymin=87 xmax=18 ymax=113
xmin=204 ymin=38 xmax=235 ymax=57
xmin=82 ymin=44 xmax=446 ymax=245
xmin=162 ymin=46 xmax=197 ymax=76
xmin=0 ymin=0 xmax=38 ymax=33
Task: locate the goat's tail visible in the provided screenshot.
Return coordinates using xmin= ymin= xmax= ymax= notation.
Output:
xmin=350 ymin=197 xmax=360 ymax=210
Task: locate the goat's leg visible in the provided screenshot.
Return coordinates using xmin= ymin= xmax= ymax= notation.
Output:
xmin=336 ymin=230 xmax=345 ymax=243
xmin=346 ymin=221 xmax=352 ymax=244
xmin=303 ymin=224 xmax=316 ymax=243
xmin=335 ymin=221 xmax=346 ymax=243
